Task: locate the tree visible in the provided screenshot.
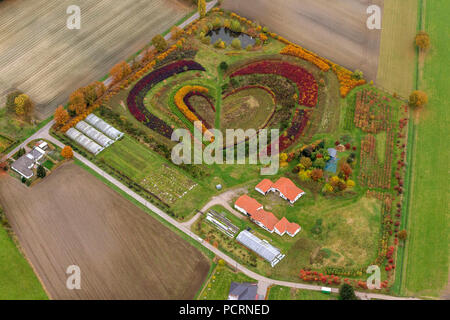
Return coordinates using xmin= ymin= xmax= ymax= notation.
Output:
xmin=170 ymin=26 xmax=184 ymax=40
xmin=409 ymin=90 xmax=428 ymax=108
xmin=398 ymin=230 xmax=407 ymax=241
xmin=198 ymin=0 xmax=206 ymax=18
xmin=68 ymin=89 xmax=87 ymax=115
xmin=231 ymin=38 xmax=242 ymax=49
xmin=346 ymin=179 xmax=355 ymax=188
xmin=37 ymin=165 xmax=46 ymax=178
xmin=14 ymin=94 xmax=34 ymax=118
xmin=6 ymin=91 xmax=22 ymax=113
xmin=415 ymin=31 xmax=430 ymax=50
xmin=310 ymin=168 xmax=323 ymax=182
xmin=54 ymin=105 xmax=70 ymax=127
xmin=61 ymin=146 xmax=74 ymax=159
xmin=340 ymin=162 xmax=353 ymax=179
xmin=110 ymin=61 xmax=131 ymax=83
xmin=151 ymin=34 xmax=168 ymax=53
xmin=339 ymin=283 xmax=357 ymax=300
xmin=313 ymin=158 xmax=326 ymax=169
xmin=300 ymin=156 xmax=312 ymax=169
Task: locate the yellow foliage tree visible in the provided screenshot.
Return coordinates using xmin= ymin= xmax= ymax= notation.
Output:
xmin=14 ymin=94 xmax=33 ymax=118
xmin=198 ymin=0 xmax=206 ymax=18
xmin=409 ymin=90 xmax=428 ymax=108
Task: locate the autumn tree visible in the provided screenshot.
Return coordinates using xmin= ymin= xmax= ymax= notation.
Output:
xmin=54 ymin=105 xmax=70 ymax=127
xmin=151 ymin=34 xmax=168 ymax=53
xmin=409 ymin=90 xmax=428 ymax=108
xmin=14 ymin=94 xmax=34 ymax=119
xmin=68 ymin=89 xmax=86 ymax=115
xmin=340 ymin=162 xmax=353 ymax=179
xmin=198 ymin=0 xmax=206 ymax=18
xmin=61 ymin=146 xmax=74 ymax=159
xmin=170 ymin=26 xmax=184 ymax=40
xmin=300 ymin=156 xmax=312 ymax=169
xmin=398 ymin=230 xmax=407 ymax=241
xmin=310 ymin=168 xmax=323 ymax=182
xmin=6 ymin=91 xmax=22 ymax=114
xmin=415 ymin=31 xmax=430 ymax=51
xmin=110 ymin=61 xmax=131 ymax=84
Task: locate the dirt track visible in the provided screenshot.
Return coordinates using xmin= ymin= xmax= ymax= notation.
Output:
xmin=0 ymin=0 xmax=190 ymax=119
xmin=223 ymin=0 xmax=383 ymax=81
xmin=0 ymin=163 xmax=209 ymax=299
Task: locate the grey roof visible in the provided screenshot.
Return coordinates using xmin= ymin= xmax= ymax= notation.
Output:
xmin=85 ymin=114 xmax=124 ymax=140
xmin=75 ymin=121 xmax=114 ymax=147
xmin=228 ymin=282 xmax=258 ymax=300
xmin=236 ymin=230 xmax=285 ymax=267
xmin=11 ymin=155 xmax=34 ymax=179
xmin=65 ymin=128 xmax=104 ymax=155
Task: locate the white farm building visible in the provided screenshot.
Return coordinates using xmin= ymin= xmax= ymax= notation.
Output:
xmin=85 ymin=114 xmax=124 ymax=140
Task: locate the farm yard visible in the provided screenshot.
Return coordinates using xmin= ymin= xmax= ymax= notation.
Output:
xmin=0 ymin=0 xmax=193 ymax=119
xmin=0 ymin=163 xmax=210 ymax=299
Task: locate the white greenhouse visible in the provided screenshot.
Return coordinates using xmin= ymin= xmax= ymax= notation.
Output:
xmin=236 ymin=230 xmax=285 ymax=267
xmin=65 ymin=128 xmax=104 ymax=155
xmin=85 ymin=114 xmax=124 ymax=140
xmin=75 ymin=121 xmax=114 ymax=147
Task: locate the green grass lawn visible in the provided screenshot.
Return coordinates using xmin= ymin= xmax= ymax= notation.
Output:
xmin=198 ymin=264 xmax=256 ymax=300
xmin=401 ymin=0 xmax=449 ymax=298
xmin=0 ymin=226 xmax=47 ymax=300
xmin=268 ymin=285 xmax=337 ymax=300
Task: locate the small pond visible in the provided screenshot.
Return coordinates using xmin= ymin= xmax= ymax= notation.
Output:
xmin=207 ymin=27 xmax=255 ymax=47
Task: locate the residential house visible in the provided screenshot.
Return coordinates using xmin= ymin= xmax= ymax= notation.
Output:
xmin=11 ymin=146 xmax=46 ymax=179
xmin=228 ymin=282 xmax=258 ymax=300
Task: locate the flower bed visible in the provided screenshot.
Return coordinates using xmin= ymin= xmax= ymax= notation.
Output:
xmin=280 ymin=44 xmax=330 ymax=72
xmin=267 ymin=108 xmax=310 ymax=154
xmin=354 ymin=89 xmax=396 ymax=133
xmin=358 ymin=129 xmax=395 ymax=190
xmin=183 ymin=91 xmax=215 ymax=129
xmin=127 ymin=60 xmax=205 ymax=139
xmin=230 ymin=61 xmax=318 ymax=107
xmin=174 ymin=85 xmax=213 ymax=140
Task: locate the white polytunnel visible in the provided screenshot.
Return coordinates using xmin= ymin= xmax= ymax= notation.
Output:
xmin=85 ymin=114 xmax=124 ymax=141
xmin=75 ymin=121 xmax=114 ymax=147
xmin=65 ymin=128 xmax=104 ymax=156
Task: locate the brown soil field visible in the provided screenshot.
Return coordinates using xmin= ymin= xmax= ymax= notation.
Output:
xmin=0 ymin=163 xmax=210 ymax=299
xmin=0 ymin=0 xmax=191 ymax=119
xmin=222 ymin=0 xmax=383 ymax=81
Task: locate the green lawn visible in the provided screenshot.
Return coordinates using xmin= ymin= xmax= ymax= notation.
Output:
xmin=0 ymin=226 xmax=48 ymax=299
xmin=268 ymin=285 xmax=337 ymax=300
xmin=198 ymin=265 xmax=256 ymax=300
xmin=401 ymin=0 xmax=449 ymax=298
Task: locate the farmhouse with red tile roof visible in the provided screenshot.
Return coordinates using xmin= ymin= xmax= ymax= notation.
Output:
xmin=255 ymin=179 xmax=273 ymax=195
xmin=269 ymin=177 xmax=305 ymax=204
xmin=274 ymin=217 xmax=301 ymax=237
xmin=234 ymin=194 xmax=301 ymax=237
xmin=234 ymin=195 xmax=263 ymax=216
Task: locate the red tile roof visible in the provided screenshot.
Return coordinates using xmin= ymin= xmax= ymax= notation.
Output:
xmin=235 ymin=195 xmax=262 ymax=215
xmin=255 ymin=179 xmax=273 ymax=193
xmin=251 ymin=209 xmax=279 ymax=232
xmin=274 ymin=217 xmax=301 ymax=235
xmin=272 ymin=177 xmax=304 ymax=202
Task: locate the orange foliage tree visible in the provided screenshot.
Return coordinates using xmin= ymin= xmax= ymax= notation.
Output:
xmin=54 ymin=105 xmax=70 ymax=126
xmin=110 ymin=61 xmax=131 ymax=84
xmin=61 ymin=146 xmax=74 ymax=159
